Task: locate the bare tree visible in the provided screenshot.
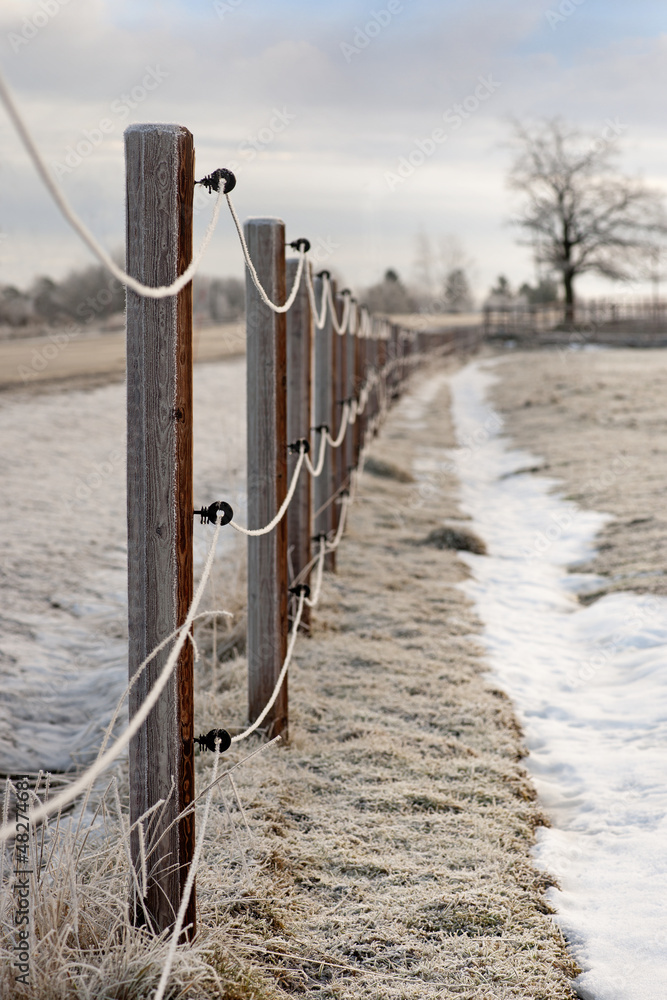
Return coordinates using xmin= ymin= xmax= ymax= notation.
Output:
xmin=362 ymin=269 xmax=416 ymax=314
xmin=507 ymin=117 xmax=667 ymax=323
xmin=443 ymin=268 xmax=473 ymax=312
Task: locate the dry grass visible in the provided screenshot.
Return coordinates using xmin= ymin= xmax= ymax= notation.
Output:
xmin=489 ymin=347 xmax=667 ymax=602
xmin=1 ymin=358 xmax=578 ymax=998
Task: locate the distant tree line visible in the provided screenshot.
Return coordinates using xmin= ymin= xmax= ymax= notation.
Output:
xmin=0 ymin=262 xmax=245 ymax=328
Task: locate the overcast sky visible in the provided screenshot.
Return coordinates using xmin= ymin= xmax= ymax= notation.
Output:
xmin=0 ymin=0 xmax=665 ymax=301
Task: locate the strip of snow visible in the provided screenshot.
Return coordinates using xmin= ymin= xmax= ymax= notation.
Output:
xmin=446 ymin=359 xmax=667 ymax=1000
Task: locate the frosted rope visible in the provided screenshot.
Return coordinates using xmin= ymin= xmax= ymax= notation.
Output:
xmin=304 ymin=431 xmax=328 ymax=478
xmin=323 ymin=493 xmax=350 ymax=555
xmin=225 ymin=194 xmax=306 ymax=313
xmin=348 ymin=299 xmax=360 ymax=336
xmin=230 ymin=446 xmax=306 ymax=537
xmin=231 ymin=588 xmax=306 ymax=743
xmin=305 ymin=265 xmax=329 ymax=330
xmin=325 ymin=402 xmax=350 ymax=449
xmin=154 ymin=737 xmax=223 ymax=1000
xmin=305 ymin=495 xmax=350 ymax=608
xmin=304 ymin=537 xmax=326 ymax=608
xmin=0 ymin=66 xmax=224 ymax=300
xmin=326 ymin=282 xmax=352 ymax=335
xmin=0 ymin=518 xmax=226 ymax=842
xmin=358 ymin=309 xmax=372 ymax=338
xmin=96 ymin=610 xmax=233 ymax=766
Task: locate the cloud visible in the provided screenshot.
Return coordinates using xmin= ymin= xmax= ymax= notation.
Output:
xmin=0 ymin=0 xmax=664 ymax=297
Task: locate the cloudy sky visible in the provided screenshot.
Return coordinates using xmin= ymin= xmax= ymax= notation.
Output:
xmin=0 ymin=0 xmax=665 ymax=301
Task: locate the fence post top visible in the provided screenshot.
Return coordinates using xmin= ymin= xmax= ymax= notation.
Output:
xmin=124 ymin=122 xmax=192 ymax=139
xmin=244 ymin=216 xmax=285 ymax=228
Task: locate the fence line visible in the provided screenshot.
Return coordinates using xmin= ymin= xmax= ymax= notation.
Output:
xmin=0 ymin=89 xmax=483 ymax=957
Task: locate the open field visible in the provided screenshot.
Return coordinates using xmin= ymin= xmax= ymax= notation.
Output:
xmin=3 ymin=343 xmax=667 ymax=997
xmin=0 ymin=351 xmax=578 ymax=998
xmin=490 ymin=346 xmax=667 ymax=603
xmin=0 ymin=322 xmax=245 ymax=392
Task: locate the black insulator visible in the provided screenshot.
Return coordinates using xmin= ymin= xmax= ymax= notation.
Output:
xmin=196 ymin=168 xmax=236 ymax=194
xmin=289 ymin=238 xmax=311 ymax=253
xmin=288 ymin=438 xmax=310 ymax=454
xmin=194 ymin=729 xmax=232 ymax=753
xmin=289 ymin=584 xmax=311 ymax=598
xmin=194 ymin=501 xmax=234 ymax=526
xmin=316 ymin=269 xmax=331 ymax=279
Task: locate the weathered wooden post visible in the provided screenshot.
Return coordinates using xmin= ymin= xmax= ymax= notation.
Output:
xmin=125 ymin=123 xmax=195 ymax=937
xmin=353 ymin=316 xmax=364 ymax=466
xmin=245 ymin=218 xmax=288 ymax=737
xmin=312 ymin=274 xmax=337 ymax=570
xmin=376 ymin=328 xmax=387 ymax=424
xmin=313 ymin=274 xmax=332 ymax=547
xmin=330 ymin=289 xmax=347 ymax=549
xmin=325 ymin=279 xmax=339 ymax=570
xmin=286 ymin=257 xmax=312 ymax=633
xmin=345 ymin=303 xmax=356 ymax=489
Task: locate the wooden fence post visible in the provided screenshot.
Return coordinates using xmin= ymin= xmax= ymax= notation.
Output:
xmin=286 ymin=258 xmax=312 ymax=633
xmin=245 ymin=218 xmax=288 ymax=737
xmin=345 ymin=306 xmax=356 ymax=490
xmin=312 ymin=274 xmax=335 ymax=569
xmin=125 ymin=123 xmax=195 ymax=938
xmin=330 ymin=289 xmax=347 ymax=557
xmin=353 ymin=318 xmax=364 ymax=466
xmin=325 ymin=280 xmax=339 ymax=571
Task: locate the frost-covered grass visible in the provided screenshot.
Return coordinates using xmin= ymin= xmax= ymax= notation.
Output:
xmin=0 ymin=360 xmax=577 ymax=998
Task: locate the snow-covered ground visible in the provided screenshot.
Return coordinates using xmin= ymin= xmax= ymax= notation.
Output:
xmin=448 ymin=360 xmax=667 ymax=1000
xmin=0 ymin=358 xmax=247 ymax=773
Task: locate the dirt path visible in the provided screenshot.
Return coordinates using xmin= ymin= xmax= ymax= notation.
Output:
xmin=0 ymin=322 xmax=244 ymax=392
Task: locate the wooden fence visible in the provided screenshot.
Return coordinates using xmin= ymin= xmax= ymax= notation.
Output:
xmin=484 ymin=299 xmax=667 ymax=346
xmin=124 ymin=122 xmax=482 ymax=937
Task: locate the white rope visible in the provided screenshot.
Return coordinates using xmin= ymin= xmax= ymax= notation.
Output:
xmin=229 ymin=446 xmax=306 ymax=537
xmin=325 ymin=401 xmax=351 ymax=449
xmin=225 ymin=194 xmax=306 ymax=313
xmin=326 ymin=281 xmax=352 ymax=335
xmin=327 ymin=493 xmax=351 ymax=552
xmin=153 ymin=737 xmax=223 ymax=1000
xmin=348 ymin=299 xmax=359 ymax=336
xmin=304 ymin=537 xmax=327 ymax=608
xmin=305 ymin=265 xmax=330 ymax=330
xmin=304 ymin=431 xmax=328 ymax=478
xmin=231 ymin=588 xmax=306 ymax=743
xmin=0 ymin=518 xmax=227 ymax=842
xmin=97 ymin=611 xmax=232 ymax=764
xmin=0 ymin=65 xmax=224 ymax=300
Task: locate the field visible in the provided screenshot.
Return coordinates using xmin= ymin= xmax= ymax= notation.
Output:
xmin=2 ymin=338 xmax=666 ymax=997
